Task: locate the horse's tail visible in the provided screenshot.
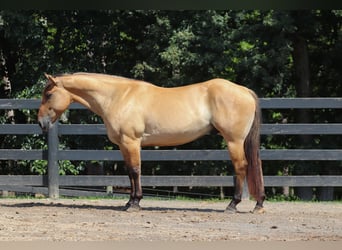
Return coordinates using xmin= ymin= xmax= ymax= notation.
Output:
xmin=244 ymin=90 xmax=265 ymax=202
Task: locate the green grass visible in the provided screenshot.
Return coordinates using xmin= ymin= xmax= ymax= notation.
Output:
xmin=1 ymin=192 xmax=341 ymax=203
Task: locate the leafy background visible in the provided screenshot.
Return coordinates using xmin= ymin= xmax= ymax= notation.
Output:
xmin=1 ymin=10 xmax=341 ymax=199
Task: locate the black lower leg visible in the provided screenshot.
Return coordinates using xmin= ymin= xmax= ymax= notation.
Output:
xmin=125 ymin=170 xmax=134 ymax=207
xmin=125 ymin=167 xmax=142 ymax=211
xmin=256 ymin=196 xmax=265 ymax=208
xmin=226 ymin=174 xmax=244 ymax=213
xmin=253 ymin=194 xmax=266 ymax=213
xmin=125 ymin=197 xmax=142 ymax=212
xmin=125 ymin=195 xmax=134 ymax=208
xmin=226 ymin=194 xmax=241 ymax=212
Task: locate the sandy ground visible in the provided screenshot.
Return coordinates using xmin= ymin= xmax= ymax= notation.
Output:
xmin=0 ymin=198 xmax=341 ymax=241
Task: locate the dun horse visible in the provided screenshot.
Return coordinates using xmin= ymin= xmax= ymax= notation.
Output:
xmin=38 ymin=73 xmax=265 ymax=213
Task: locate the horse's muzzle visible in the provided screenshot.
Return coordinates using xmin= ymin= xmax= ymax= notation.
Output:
xmin=38 ymin=116 xmax=52 ymax=132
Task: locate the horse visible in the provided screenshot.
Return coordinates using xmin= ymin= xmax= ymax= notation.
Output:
xmin=38 ymin=72 xmax=265 ymax=213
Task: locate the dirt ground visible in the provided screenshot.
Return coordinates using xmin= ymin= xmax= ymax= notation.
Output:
xmin=0 ymin=198 xmax=341 ymax=241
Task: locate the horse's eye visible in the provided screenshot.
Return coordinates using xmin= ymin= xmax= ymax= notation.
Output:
xmin=46 ymin=93 xmax=52 ymax=99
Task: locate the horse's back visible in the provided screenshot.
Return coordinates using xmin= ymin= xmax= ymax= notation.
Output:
xmin=139 ymin=78 xmax=256 ymax=146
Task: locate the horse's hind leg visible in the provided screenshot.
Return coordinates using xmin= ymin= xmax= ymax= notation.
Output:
xmin=225 ymin=140 xmax=248 ymax=213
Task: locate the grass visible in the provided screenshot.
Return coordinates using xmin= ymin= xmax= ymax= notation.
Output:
xmin=1 ymin=190 xmax=341 ymax=203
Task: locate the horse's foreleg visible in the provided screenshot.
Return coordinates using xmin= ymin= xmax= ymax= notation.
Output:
xmin=125 ymin=165 xmax=142 ymax=211
xmin=125 ymin=170 xmax=135 ymax=209
xmin=119 ymin=140 xmax=143 ymax=212
xmin=225 ymin=141 xmax=247 ymax=213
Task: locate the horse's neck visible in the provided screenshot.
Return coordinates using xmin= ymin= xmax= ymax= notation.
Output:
xmin=61 ymin=76 xmax=113 ymax=117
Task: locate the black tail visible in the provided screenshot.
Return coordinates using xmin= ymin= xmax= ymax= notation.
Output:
xmin=244 ymin=90 xmax=265 ymax=201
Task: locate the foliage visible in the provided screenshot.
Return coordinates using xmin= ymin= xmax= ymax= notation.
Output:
xmin=0 ymin=10 xmax=341 ymax=198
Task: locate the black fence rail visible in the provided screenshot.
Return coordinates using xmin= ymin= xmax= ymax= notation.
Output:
xmin=0 ymin=98 xmax=342 ymax=199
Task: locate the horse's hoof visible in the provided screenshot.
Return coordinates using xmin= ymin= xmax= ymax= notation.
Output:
xmin=125 ymin=204 xmax=142 ymax=212
xmin=123 ymin=202 xmax=131 ymax=211
xmin=225 ymin=206 xmax=237 ymax=214
xmin=252 ymin=206 xmax=265 ymax=214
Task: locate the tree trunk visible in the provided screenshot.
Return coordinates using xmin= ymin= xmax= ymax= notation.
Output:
xmin=1 ymin=47 xmax=14 ymax=123
xmin=292 ymin=34 xmax=313 ymax=201
xmin=0 ymin=47 xmax=15 ymax=183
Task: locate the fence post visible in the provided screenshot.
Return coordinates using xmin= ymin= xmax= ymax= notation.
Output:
xmin=242 ymin=177 xmax=250 ymax=200
xmin=48 ymin=122 xmax=59 ymax=198
xmin=233 ymin=176 xmax=250 ymax=200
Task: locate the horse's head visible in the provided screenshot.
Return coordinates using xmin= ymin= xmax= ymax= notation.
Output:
xmin=38 ymin=73 xmax=72 ymax=132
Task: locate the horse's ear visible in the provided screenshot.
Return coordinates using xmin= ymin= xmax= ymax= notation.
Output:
xmin=44 ymin=73 xmax=56 ymax=83
xmin=44 ymin=73 xmax=58 ymax=86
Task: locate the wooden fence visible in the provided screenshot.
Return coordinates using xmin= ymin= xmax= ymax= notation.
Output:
xmin=0 ymin=98 xmax=342 ymax=199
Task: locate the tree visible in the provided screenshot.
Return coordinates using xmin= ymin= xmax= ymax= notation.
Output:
xmin=0 ymin=10 xmax=341 ymax=199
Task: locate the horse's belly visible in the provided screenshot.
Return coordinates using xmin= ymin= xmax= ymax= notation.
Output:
xmin=141 ymin=125 xmax=213 ymax=147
